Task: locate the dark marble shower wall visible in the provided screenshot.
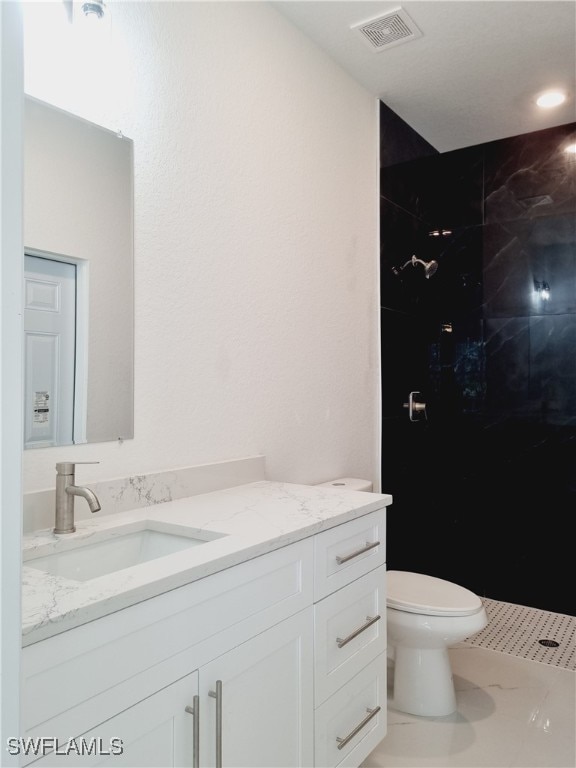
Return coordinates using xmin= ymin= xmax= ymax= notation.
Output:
xmin=380 ymin=110 xmax=576 ymax=616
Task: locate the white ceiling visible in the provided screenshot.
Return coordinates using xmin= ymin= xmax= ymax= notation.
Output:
xmin=273 ymin=1 xmax=576 ymax=152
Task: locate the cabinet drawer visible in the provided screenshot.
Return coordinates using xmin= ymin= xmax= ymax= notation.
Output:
xmin=314 ymin=655 xmax=387 ymax=768
xmin=314 ymin=509 xmax=386 ymax=600
xmin=314 ymin=566 xmax=386 ymax=706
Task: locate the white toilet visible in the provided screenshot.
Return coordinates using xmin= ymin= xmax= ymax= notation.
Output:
xmin=317 ymin=478 xmax=488 ymax=718
xmin=387 ymin=570 xmax=487 ymax=716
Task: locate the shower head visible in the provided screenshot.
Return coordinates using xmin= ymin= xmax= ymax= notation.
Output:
xmin=412 ymin=255 xmax=439 ymax=279
xmin=394 ymin=255 xmax=439 ymax=279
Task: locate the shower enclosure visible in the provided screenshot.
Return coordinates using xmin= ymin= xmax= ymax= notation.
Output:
xmin=380 ymin=106 xmax=576 ymax=616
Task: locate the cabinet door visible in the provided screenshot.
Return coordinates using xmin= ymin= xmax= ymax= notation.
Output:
xmin=199 ymin=608 xmax=314 ymax=768
xmin=24 ymin=672 xmax=198 ymax=768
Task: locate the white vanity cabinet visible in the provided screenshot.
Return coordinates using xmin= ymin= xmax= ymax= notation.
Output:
xmin=21 ymin=505 xmax=387 ymax=768
xmin=22 ymin=536 xmax=314 ymax=768
xmin=24 ymin=610 xmax=313 ymax=768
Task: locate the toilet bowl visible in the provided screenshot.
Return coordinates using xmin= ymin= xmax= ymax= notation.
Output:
xmin=387 ymin=570 xmax=488 ymax=717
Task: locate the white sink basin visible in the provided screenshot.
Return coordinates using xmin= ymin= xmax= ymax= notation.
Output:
xmin=24 ymin=522 xmax=225 ymax=582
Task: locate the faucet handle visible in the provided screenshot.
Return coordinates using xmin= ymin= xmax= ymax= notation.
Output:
xmin=56 ymin=461 xmax=100 ymax=475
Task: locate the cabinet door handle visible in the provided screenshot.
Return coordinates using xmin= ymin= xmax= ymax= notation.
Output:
xmin=184 ymin=695 xmax=200 ymax=768
xmin=336 ymin=706 xmax=381 ymax=750
xmin=336 ymin=615 xmax=381 ymax=648
xmin=209 ymin=680 xmax=223 ymax=768
xmin=336 ymin=540 xmax=380 ymax=565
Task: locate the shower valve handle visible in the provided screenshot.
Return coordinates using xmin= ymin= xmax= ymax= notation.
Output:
xmin=403 ymin=391 xmax=427 ymax=421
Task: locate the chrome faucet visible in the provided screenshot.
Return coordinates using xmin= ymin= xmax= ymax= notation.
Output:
xmin=54 ymin=462 xmax=101 ymax=534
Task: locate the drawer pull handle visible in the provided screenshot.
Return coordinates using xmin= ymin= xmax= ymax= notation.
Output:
xmin=336 ymin=614 xmax=381 ymax=648
xmin=184 ymin=695 xmax=200 ymax=768
xmin=336 ymin=540 xmax=380 ymax=565
xmin=336 ymin=706 xmax=381 ymax=750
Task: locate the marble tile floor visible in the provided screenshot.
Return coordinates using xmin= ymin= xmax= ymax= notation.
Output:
xmin=362 ymin=600 xmax=576 ymax=768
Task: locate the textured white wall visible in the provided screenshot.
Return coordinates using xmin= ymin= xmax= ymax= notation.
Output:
xmin=22 ymin=1 xmax=381 ymax=493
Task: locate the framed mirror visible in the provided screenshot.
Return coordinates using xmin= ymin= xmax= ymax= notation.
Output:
xmin=24 ymin=96 xmax=134 ymax=448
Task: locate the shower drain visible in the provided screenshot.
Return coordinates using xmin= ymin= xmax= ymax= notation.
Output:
xmin=538 ymin=639 xmax=560 ymax=648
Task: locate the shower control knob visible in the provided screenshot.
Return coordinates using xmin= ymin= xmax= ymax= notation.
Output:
xmin=403 ymin=391 xmax=427 ymax=421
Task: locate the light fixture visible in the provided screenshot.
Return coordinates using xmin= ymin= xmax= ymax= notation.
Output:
xmin=72 ymin=0 xmax=108 ymax=38
xmin=78 ymin=0 xmax=105 ymax=19
xmin=534 ymin=280 xmax=551 ymax=301
xmin=565 ymin=143 xmax=576 ymax=155
xmin=536 ymin=90 xmax=566 ymax=109
xmin=428 ymin=229 xmax=452 ymax=237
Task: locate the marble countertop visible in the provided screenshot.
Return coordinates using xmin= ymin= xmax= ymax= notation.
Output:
xmin=22 ymin=480 xmax=392 ymax=646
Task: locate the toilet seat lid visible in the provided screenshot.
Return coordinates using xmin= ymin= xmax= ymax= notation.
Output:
xmin=387 ymin=570 xmax=483 ymax=616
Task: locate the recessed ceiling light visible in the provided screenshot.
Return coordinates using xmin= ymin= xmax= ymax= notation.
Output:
xmin=565 ymin=143 xmax=576 ymax=154
xmin=536 ymin=90 xmax=566 ymax=108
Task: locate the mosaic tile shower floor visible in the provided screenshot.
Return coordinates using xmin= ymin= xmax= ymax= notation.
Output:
xmin=462 ymin=598 xmax=575 ymax=671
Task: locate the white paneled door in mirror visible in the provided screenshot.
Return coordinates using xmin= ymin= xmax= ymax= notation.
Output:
xmin=24 ymin=255 xmax=78 ymax=448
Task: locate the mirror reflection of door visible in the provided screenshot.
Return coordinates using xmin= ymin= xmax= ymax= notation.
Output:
xmin=24 ymin=254 xmax=79 ymax=448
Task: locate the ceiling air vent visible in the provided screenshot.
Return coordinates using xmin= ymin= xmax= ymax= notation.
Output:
xmin=352 ymin=7 xmax=422 ymax=52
